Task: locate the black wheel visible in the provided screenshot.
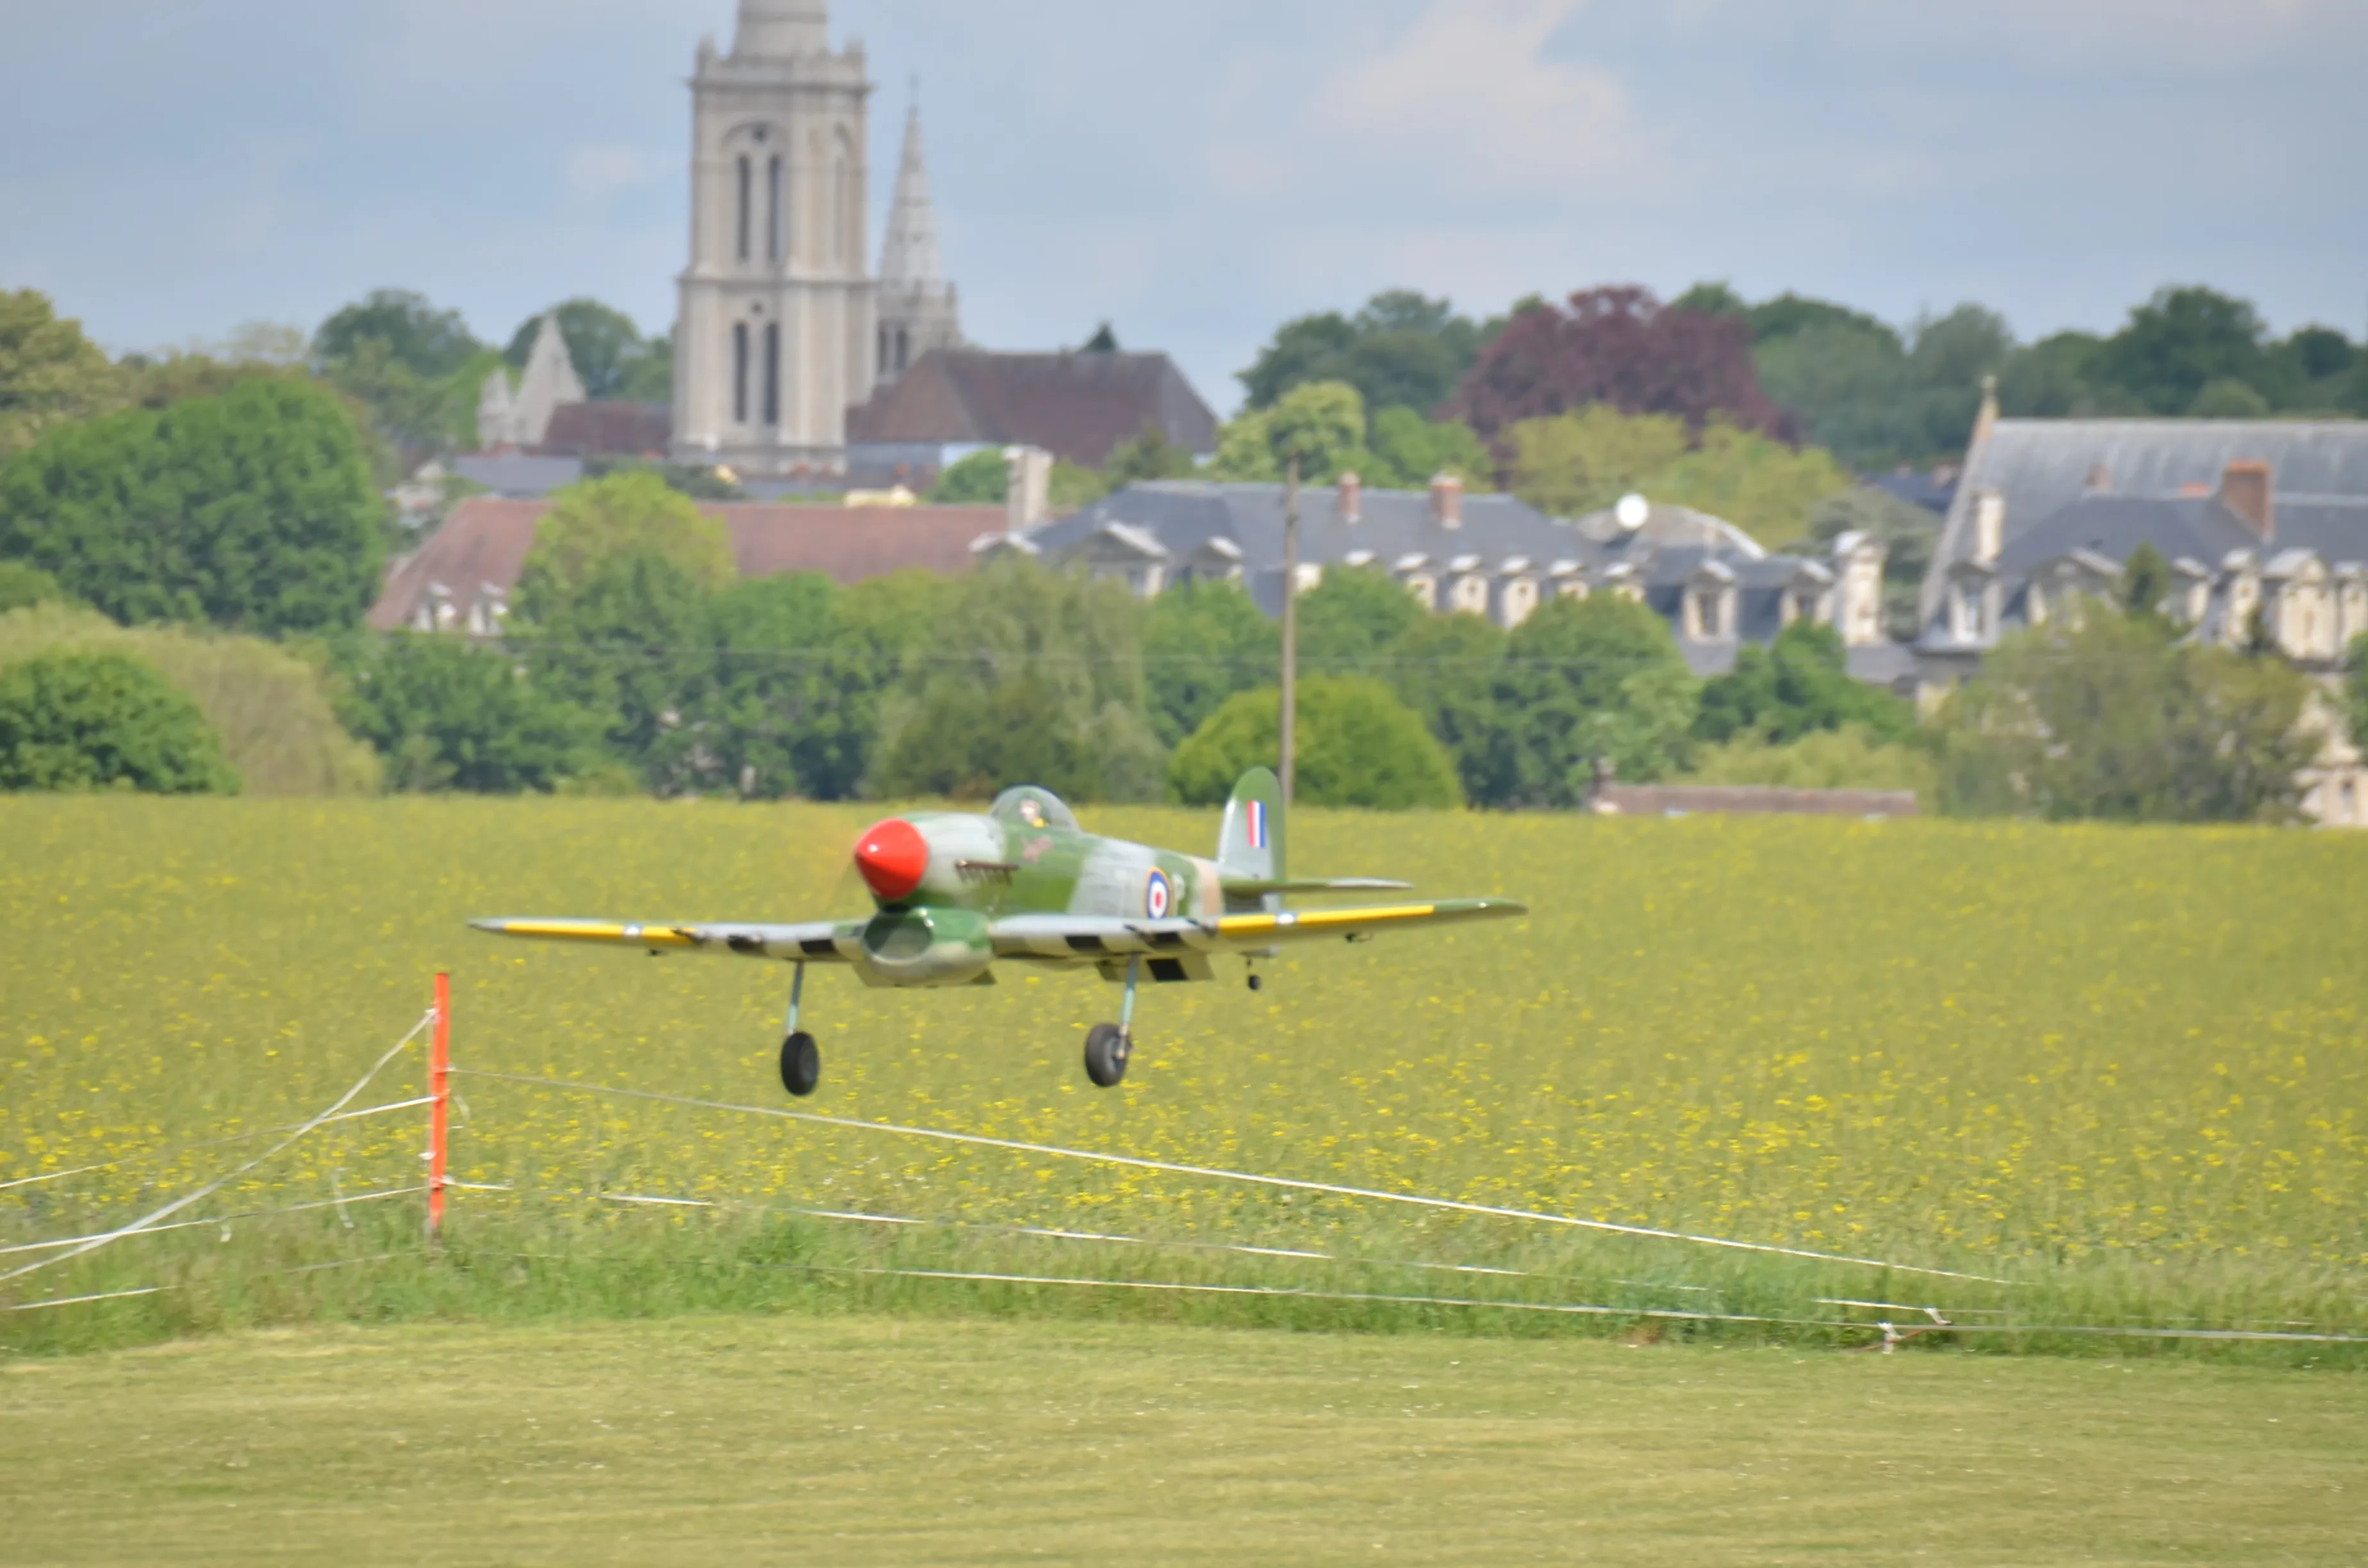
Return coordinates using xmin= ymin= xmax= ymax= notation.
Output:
xmin=1083 ymin=1022 xmax=1131 ymax=1088
xmin=1246 ymin=973 xmax=1263 ymax=993
xmin=779 ymin=1031 xmax=821 ymax=1098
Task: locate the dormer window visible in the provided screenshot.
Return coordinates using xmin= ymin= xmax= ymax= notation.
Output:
xmin=1952 ymin=579 xmax=1986 ymax=641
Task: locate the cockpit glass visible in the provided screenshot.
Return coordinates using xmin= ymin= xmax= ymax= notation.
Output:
xmin=989 ymin=787 xmax=1078 ymax=831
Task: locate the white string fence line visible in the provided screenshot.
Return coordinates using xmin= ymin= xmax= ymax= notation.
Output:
xmin=599 ymin=1191 xmax=1716 ymax=1298
xmin=456 ymin=1070 xmax=2009 ymax=1285
xmin=0 ymin=1097 xmax=436 ymax=1196
xmin=6 ymin=1286 xmax=167 ymax=1313
xmin=0 ymin=1186 xmax=430 ymax=1257
xmin=1 ymin=1010 xmax=437 ymax=1287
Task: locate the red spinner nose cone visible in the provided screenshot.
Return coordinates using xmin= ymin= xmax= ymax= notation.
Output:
xmin=854 ymin=817 xmax=930 ymax=902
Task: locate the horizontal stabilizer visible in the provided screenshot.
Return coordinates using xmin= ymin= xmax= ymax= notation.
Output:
xmin=1219 ymin=877 xmax=1413 ymax=897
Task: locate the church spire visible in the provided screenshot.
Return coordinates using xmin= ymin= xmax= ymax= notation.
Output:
xmin=878 ymin=105 xmax=944 ymax=284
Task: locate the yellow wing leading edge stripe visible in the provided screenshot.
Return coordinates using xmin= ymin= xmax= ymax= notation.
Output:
xmin=471 ymin=919 xmax=700 ymax=950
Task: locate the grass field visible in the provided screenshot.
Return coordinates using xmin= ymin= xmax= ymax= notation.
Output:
xmin=5 ymin=1313 xmax=2363 ymax=1566
xmin=2 ymin=797 xmax=2364 ymax=1355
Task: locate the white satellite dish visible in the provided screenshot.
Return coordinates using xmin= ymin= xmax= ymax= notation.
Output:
xmin=1615 ymin=493 xmax=1650 ymax=531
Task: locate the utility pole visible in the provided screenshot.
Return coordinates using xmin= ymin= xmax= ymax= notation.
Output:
xmin=1279 ymin=452 xmax=1299 ymax=808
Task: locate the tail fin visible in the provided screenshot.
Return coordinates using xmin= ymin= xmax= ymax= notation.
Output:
xmin=1218 ymin=767 xmax=1285 ymax=902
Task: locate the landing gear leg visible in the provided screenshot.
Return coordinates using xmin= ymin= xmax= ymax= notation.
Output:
xmin=1083 ymin=958 xmax=1138 ymax=1088
xmin=779 ymin=961 xmax=819 ymax=1098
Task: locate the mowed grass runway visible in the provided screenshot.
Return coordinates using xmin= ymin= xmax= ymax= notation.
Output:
xmin=2 ymin=797 xmax=2364 ymax=1348
xmin=4 ymin=1314 xmax=2361 ymax=1567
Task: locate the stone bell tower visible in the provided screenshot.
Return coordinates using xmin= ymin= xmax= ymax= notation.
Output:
xmin=672 ymin=0 xmax=875 ymax=475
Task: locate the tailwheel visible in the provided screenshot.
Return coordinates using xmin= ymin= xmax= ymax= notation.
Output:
xmin=1083 ymin=1022 xmax=1132 ymax=1088
xmin=780 ymin=1030 xmax=821 ymax=1098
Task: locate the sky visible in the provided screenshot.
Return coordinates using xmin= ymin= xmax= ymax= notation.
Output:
xmin=3 ymin=0 xmax=2364 ymax=414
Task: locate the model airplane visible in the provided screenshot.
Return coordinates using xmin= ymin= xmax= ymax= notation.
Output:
xmin=472 ymin=767 xmax=1524 ymax=1097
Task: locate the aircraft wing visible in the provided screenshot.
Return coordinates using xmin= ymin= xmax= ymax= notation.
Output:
xmin=470 ymin=917 xmax=864 ymax=961
xmin=989 ymin=899 xmax=1526 ymax=961
xmin=1218 ymin=877 xmax=1413 ymax=897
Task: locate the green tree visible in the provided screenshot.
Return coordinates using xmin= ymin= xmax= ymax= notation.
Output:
xmin=343 ymin=635 xmax=602 ymax=793
xmin=1238 ymin=290 xmax=1485 ymax=417
xmin=315 ymin=290 xmax=486 ymax=378
xmin=1504 ymin=405 xmax=1691 ymax=518
xmin=515 ymin=471 xmax=736 ymax=616
xmin=1208 ymin=380 xmax=1370 ymax=484
xmin=1933 ymin=610 xmax=2317 ymax=822
xmin=1686 ymin=725 xmax=1936 ymax=799
xmin=2090 ymin=286 xmax=2268 ymax=416
xmin=871 ymin=558 xmax=1167 ymax=802
xmin=319 ymin=336 xmax=457 ymax=456
xmin=2119 ymin=542 xmax=2175 ymax=622
xmin=505 ymin=299 xmax=652 ymax=402
xmin=1141 ymin=578 xmax=1276 ymax=746
xmin=1105 ymin=424 xmax=1197 ymax=487
xmin=802 ymin=571 xmax=950 ymax=799
xmin=1386 ymin=612 xmax=1518 ymax=806
xmin=1169 ymin=676 xmax=1461 ymax=808
xmin=0 ymin=649 xmax=238 ymax=794
xmin=0 ymin=376 xmax=386 ymax=635
xmin=2187 ymin=377 xmax=2272 ymax=418
xmin=1366 ymin=408 xmax=1492 ymax=491
xmin=521 ymin=545 xmax=717 ymax=778
xmin=1499 ymin=594 xmax=1699 ymax=797
xmin=670 ymin=572 xmax=839 ymax=799
xmin=1693 ymin=620 xmax=1913 ymax=746
xmin=0 ymin=562 xmax=69 ymax=612
xmin=0 ymin=290 xmax=125 ymax=456
xmin=1297 ymin=562 xmax=1425 ymax=673
xmin=1643 ymin=422 xmax=1854 ymax=548
xmin=927 ymin=448 xmax=1008 ymax=503
xmin=2343 ymin=635 xmax=2368 ymax=751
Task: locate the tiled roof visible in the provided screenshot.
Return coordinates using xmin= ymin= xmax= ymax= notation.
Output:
xmin=539 ymin=402 xmax=673 ymax=459
xmin=368 ymin=496 xmax=1001 ymax=631
xmin=846 ymin=350 xmax=1220 ymax=468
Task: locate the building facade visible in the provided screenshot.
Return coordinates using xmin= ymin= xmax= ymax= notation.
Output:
xmin=671 ymin=0 xmax=959 ymax=476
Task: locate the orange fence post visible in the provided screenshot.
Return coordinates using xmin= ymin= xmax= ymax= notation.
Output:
xmin=429 ymin=972 xmax=450 ymax=1241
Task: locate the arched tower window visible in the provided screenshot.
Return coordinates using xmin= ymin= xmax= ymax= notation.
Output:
xmin=732 ymin=322 xmax=750 ymax=423
xmin=735 ymin=155 xmax=752 ymax=263
xmin=766 ymin=155 xmax=784 ymax=264
xmin=896 ymin=326 xmax=910 ymax=375
xmin=763 ymin=322 xmax=781 ymax=427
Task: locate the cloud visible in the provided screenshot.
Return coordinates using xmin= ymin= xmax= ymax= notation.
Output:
xmin=564 ymin=144 xmax=668 ymax=202
xmin=1306 ymin=0 xmax=1648 ymax=200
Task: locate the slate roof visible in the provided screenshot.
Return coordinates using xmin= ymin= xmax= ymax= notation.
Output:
xmin=1923 ymin=418 xmax=2368 ymax=623
xmin=369 ymin=496 xmax=1001 ymax=632
xmin=845 ymin=350 xmax=1220 ymax=468
xmin=1991 ymin=494 xmax=2260 ymax=580
xmin=448 ymin=453 xmax=584 ymax=496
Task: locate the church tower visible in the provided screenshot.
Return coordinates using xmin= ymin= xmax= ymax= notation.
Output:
xmin=673 ymin=0 xmax=875 ymax=475
xmin=873 ymin=105 xmax=964 ymax=389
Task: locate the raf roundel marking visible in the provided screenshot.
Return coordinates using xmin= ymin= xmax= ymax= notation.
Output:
xmin=1144 ymin=869 xmax=1174 ymax=920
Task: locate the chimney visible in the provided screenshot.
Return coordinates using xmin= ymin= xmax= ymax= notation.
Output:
xmin=1971 ymin=373 xmax=2000 ymax=449
xmin=1338 ymin=470 xmax=1362 ymax=525
xmin=2219 ymin=460 xmax=2274 ymax=543
xmin=1429 ymin=472 xmax=1463 ymax=530
xmin=1973 ymin=491 xmax=2004 ymax=565
xmin=1003 ymin=445 xmax=1053 ymax=534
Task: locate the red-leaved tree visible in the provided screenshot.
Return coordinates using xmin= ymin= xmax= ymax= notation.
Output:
xmin=1449 ymin=286 xmax=1791 ymax=441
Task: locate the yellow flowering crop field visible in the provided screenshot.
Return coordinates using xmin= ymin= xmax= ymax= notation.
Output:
xmin=3 ymin=797 xmax=2362 ymax=1354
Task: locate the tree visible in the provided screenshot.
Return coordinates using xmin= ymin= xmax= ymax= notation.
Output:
xmin=2343 ymin=635 xmax=2368 ymax=751
xmin=1141 ymin=578 xmax=1276 ymax=746
xmin=1239 ymin=290 xmax=1486 ymax=416
xmin=343 ymin=635 xmax=601 ymax=793
xmin=1451 ymin=286 xmax=1786 ymax=443
xmin=1105 ymin=424 xmax=1198 ymax=487
xmin=1081 ymin=322 xmax=1121 ymax=353
xmin=2187 ymin=377 xmax=2271 ymax=418
xmin=514 ymin=471 xmax=736 ymax=616
xmin=318 ymin=336 xmax=459 ymax=456
xmin=1366 ymin=408 xmax=1492 ymax=491
xmin=927 ymin=448 xmax=1009 ymax=503
xmin=0 ymin=562 xmax=69 ymax=612
xmin=1297 ymin=562 xmax=1426 ymax=673
xmin=1643 ymin=422 xmax=1855 ymax=548
xmin=521 ymin=544 xmax=718 ymax=777
xmin=1499 ymin=594 xmax=1699 ymax=797
xmin=1169 ymin=677 xmax=1461 ymax=808
xmin=0 ymin=375 xmax=386 ymax=635
xmin=0 ymin=649 xmax=238 ymax=794
xmin=313 ymin=290 xmax=485 ymax=379
xmin=671 ymin=572 xmax=839 ymax=799
xmin=1208 ymin=380 xmax=1369 ymax=483
xmin=1932 ymin=610 xmax=2317 ymax=822
xmin=1504 ymin=405 xmax=1691 ymax=518
xmin=1693 ymin=620 xmax=1913 ymax=746
xmin=870 ymin=558 xmax=1167 ymax=802
xmin=2119 ymin=542 xmax=2175 ymax=622
xmin=2090 ymin=286 xmax=2268 ymax=416
xmin=0 ymin=290 xmax=124 ymax=456
xmin=801 ymin=571 xmax=950 ymax=799
xmin=505 ymin=299 xmax=653 ymax=402
xmin=1386 ymin=612 xmax=1518 ymax=807
xmin=1686 ymin=725 xmax=1935 ymax=799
